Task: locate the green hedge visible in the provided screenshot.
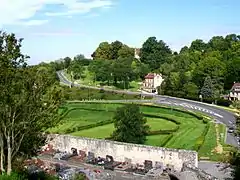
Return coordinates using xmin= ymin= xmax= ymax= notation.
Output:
xmin=194 ymin=122 xmax=210 ymax=151
xmin=147 ymin=125 xmax=180 ymax=135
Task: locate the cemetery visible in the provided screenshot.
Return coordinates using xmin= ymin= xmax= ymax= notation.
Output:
xmin=27 ymin=135 xmax=217 ymax=180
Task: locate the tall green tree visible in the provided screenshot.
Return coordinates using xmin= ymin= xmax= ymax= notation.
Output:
xmin=0 ymin=31 xmax=63 ymax=174
xmin=111 ymin=104 xmax=149 ymax=144
xmin=110 ymin=40 xmax=123 ymax=59
xmin=117 ymin=45 xmax=134 ymax=59
xmin=140 ymin=37 xmax=172 ymax=70
xmin=92 ymin=42 xmax=112 ymax=60
xmin=63 ymin=56 xmax=72 ymax=69
xmin=189 ymin=39 xmax=207 ymax=52
xmin=200 ymin=76 xmax=214 ymax=98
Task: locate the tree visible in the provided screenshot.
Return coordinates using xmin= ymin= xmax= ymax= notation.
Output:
xmin=63 ymin=56 xmax=72 ymax=69
xmin=193 ymin=56 xmax=226 ymax=87
xmin=0 ymin=31 xmax=63 ymax=174
xmin=112 ymin=58 xmax=134 ymax=88
xmin=189 ymin=39 xmax=207 ymax=52
xmin=117 ymin=45 xmax=134 ymax=59
xmin=110 ymin=40 xmax=123 ymax=59
xmin=200 ymin=76 xmax=214 ymax=99
xmin=93 ymin=42 xmax=112 ymax=60
xmin=67 ymin=61 xmax=85 ymax=81
xmin=111 ymin=104 xmax=149 ymax=144
xmin=140 ymin=37 xmax=172 ymax=70
xmin=183 ymin=82 xmax=199 ymax=97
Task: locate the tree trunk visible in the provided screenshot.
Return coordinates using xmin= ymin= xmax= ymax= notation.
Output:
xmin=7 ymin=134 xmax=11 ymax=175
xmin=0 ymin=135 xmax=5 ymax=173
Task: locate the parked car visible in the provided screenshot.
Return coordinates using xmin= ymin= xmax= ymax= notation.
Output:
xmin=228 ymin=127 xmax=234 ymax=133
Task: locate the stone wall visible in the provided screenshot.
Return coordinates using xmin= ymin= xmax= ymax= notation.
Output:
xmin=46 ymin=134 xmax=198 ymax=172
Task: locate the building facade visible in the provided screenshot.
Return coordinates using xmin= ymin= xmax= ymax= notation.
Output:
xmin=143 ymin=73 xmax=164 ymax=93
xmin=229 ymin=82 xmax=240 ymax=101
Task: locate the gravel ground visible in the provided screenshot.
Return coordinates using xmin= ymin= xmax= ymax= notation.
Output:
xmin=198 ymin=161 xmax=232 ymax=180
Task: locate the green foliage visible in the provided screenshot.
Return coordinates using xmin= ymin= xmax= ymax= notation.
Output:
xmin=111 ymin=104 xmax=150 ymax=144
xmin=0 ymin=31 xmax=64 ymax=174
xmin=140 ymin=37 xmax=172 ymax=70
xmin=231 ymin=151 xmax=240 ymax=180
xmin=232 ymin=101 xmax=240 ymax=109
xmin=0 ymin=173 xmax=25 ymax=180
xmin=201 ymin=76 xmax=214 ymax=98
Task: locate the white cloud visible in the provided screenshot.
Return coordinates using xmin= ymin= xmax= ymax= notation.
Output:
xmin=0 ymin=0 xmax=113 ymax=27
xmin=31 ymin=31 xmax=84 ymax=36
xmin=44 ymin=0 xmax=112 ymax=17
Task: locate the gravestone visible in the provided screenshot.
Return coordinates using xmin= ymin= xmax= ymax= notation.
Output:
xmin=104 ymin=155 xmax=114 ymax=171
xmin=87 ymin=152 xmax=95 ymax=164
xmin=155 ymin=161 xmax=164 ymax=169
xmin=144 ymin=160 xmax=153 ymax=171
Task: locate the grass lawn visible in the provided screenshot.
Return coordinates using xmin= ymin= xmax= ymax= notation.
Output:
xmin=218 ymin=123 xmax=227 ymax=145
xmin=198 ymin=123 xmax=217 ymax=159
xmin=71 ymin=124 xmax=114 ymax=138
xmin=50 ymin=102 xmax=224 ymax=160
xmin=145 ymin=135 xmax=170 ymax=146
xmin=147 ymin=118 xmax=177 ymax=131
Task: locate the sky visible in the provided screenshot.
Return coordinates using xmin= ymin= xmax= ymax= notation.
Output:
xmin=1 ymin=0 xmax=240 ymax=65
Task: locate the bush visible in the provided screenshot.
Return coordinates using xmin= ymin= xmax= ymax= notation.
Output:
xmin=216 ymin=98 xmax=232 ymax=107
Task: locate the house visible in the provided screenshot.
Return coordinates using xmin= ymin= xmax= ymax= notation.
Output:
xmin=142 ymin=73 xmax=164 ymax=93
xmin=229 ymin=82 xmax=240 ymax=101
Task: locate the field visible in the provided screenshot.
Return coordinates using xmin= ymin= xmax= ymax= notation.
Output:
xmin=48 ymin=102 xmax=229 ymax=160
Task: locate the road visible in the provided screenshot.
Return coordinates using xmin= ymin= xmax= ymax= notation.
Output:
xmin=57 ymin=70 xmax=238 ymax=147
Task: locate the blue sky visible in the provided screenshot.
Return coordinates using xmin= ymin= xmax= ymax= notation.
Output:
xmin=1 ymin=0 xmax=240 ymax=65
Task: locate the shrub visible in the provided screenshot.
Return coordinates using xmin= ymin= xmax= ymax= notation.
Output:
xmin=216 ymin=98 xmax=232 ymax=107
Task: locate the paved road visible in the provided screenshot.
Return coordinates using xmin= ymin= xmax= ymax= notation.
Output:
xmin=57 ymin=70 xmax=238 ymax=147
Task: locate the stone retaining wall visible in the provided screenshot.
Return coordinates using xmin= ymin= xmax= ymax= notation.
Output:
xmin=46 ymin=134 xmax=198 ymax=172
